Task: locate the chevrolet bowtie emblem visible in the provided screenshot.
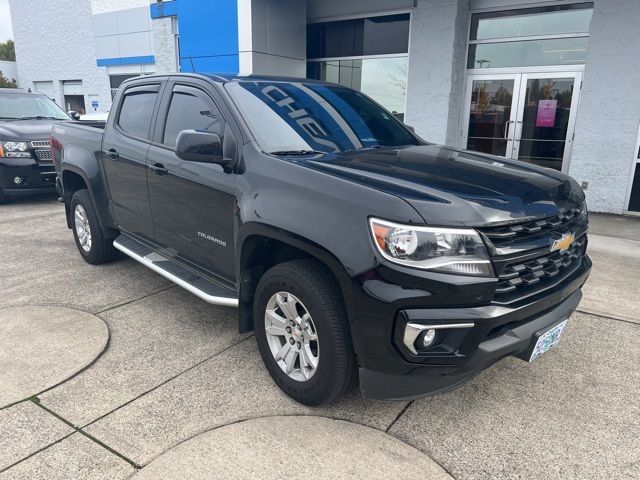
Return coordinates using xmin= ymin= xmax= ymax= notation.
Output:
xmin=551 ymin=233 xmax=575 ymax=253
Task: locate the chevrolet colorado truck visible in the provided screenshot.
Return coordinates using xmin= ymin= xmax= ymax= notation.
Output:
xmin=52 ymin=73 xmax=591 ymax=405
xmin=0 ymin=88 xmax=70 ymax=203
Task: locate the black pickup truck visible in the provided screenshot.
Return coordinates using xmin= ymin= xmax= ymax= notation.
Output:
xmin=0 ymin=88 xmax=71 ymax=203
xmin=52 ymin=73 xmax=591 ymax=405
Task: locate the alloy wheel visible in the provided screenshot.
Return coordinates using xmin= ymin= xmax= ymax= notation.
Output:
xmin=74 ymin=204 xmax=92 ymax=252
xmin=264 ymin=292 xmax=319 ymax=382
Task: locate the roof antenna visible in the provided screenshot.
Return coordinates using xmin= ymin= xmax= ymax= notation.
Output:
xmin=189 ymin=55 xmax=196 ymax=72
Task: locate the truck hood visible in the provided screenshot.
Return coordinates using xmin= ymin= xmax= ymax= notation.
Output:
xmin=0 ymin=119 xmax=61 ymax=141
xmin=302 ymin=144 xmax=585 ymax=226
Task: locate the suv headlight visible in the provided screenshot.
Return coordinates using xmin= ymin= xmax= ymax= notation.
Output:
xmin=579 ymin=201 xmax=588 ymax=216
xmin=369 ymin=218 xmax=494 ymax=277
xmin=0 ymin=141 xmax=31 ymax=158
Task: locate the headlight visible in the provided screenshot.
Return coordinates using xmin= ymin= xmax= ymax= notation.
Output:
xmin=579 ymin=201 xmax=588 ymax=216
xmin=369 ymin=218 xmax=494 ymax=277
xmin=0 ymin=141 xmax=31 ymax=158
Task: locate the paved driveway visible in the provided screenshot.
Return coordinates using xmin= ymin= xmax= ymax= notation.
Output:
xmin=1 ymin=196 xmax=638 ymax=479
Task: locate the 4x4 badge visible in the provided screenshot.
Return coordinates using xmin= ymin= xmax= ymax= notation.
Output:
xmin=551 ymin=233 xmax=575 ymax=252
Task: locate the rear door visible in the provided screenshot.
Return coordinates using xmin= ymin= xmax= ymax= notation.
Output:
xmin=147 ymin=79 xmax=237 ymax=284
xmin=102 ymin=82 xmax=163 ymax=240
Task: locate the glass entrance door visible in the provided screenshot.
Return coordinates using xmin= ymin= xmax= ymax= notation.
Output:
xmin=463 ymin=72 xmax=582 ymax=172
xmin=463 ymin=75 xmax=520 ymax=159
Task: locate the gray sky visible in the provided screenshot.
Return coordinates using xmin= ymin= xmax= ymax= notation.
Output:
xmin=0 ymin=0 xmax=13 ymax=42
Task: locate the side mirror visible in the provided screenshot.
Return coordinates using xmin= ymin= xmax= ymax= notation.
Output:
xmin=175 ymin=130 xmax=233 ymax=169
xmin=68 ymin=111 xmax=80 ymax=120
xmin=405 ymin=125 xmax=416 ymax=133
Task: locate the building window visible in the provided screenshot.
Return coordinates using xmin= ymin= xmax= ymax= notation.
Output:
xmin=110 ymin=74 xmax=140 ymax=99
xmin=307 ymin=14 xmax=410 ymax=58
xmin=468 ymin=4 xmax=593 ymax=69
xmin=307 ymin=57 xmax=408 ymax=119
xmin=307 ymin=14 xmax=409 ymax=118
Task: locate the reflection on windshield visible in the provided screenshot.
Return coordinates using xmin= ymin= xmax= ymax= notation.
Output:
xmin=226 ymin=81 xmax=418 ymax=154
xmin=0 ymin=94 xmax=70 ymax=120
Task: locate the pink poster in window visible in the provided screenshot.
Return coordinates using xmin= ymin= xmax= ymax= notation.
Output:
xmin=536 ymin=100 xmax=557 ymax=128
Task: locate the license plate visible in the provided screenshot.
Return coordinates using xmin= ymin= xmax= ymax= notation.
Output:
xmin=529 ymin=320 xmax=567 ymax=362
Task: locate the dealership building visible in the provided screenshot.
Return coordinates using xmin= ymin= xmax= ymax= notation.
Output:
xmin=8 ymin=0 xmax=640 ymax=215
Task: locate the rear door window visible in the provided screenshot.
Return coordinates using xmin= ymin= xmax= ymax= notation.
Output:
xmin=118 ymin=86 xmax=160 ymax=139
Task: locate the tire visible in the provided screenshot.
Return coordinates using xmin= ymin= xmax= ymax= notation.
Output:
xmin=70 ymin=189 xmax=118 ymax=264
xmin=0 ymin=191 xmax=9 ymax=205
xmin=254 ymin=259 xmax=357 ymax=406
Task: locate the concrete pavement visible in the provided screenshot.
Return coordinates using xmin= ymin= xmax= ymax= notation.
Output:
xmin=0 ymin=306 xmax=108 ymax=407
xmin=0 ymin=196 xmax=638 ymax=479
xmin=132 ymin=416 xmax=454 ymax=480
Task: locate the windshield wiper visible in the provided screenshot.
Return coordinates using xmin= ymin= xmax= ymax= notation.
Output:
xmin=0 ymin=116 xmax=21 ymax=120
xmin=19 ymin=116 xmax=64 ymax=120
xmin=268 ymin=149 xmax=324 ymax=156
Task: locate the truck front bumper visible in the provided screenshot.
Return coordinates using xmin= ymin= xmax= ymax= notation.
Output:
xmin=346 ymin=254 xmax=591 ymax=401
xmin=0 ymin=157 xmax=57 ymax=196
xmin=360 ymin=287 xmax=583 ymax=400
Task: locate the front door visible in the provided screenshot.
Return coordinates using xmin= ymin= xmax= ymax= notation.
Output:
xmin=147 ymin=82 xmax=237 ymax=284
xmin=463 ymin=72 xmax=582 ymax=172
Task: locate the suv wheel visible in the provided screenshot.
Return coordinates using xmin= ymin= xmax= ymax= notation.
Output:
xmin=0 ymin=191 xmax=8 ymax=204
xmin=254 ymin=259 xmax=357 ymax=406
xmin=70 ymin=189 xmax=118 ymax=264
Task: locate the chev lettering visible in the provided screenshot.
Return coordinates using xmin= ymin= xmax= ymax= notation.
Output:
xmin=262 ymin=85 xmax=340 ymax=152
xmin=198 ymin=231 xmax=227 ymax=247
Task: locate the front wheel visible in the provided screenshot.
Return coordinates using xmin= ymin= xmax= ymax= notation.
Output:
xmin=0 ymin=190 xmax=9 ymax=205
xmin=254 ymin=259 xmax=357 ymax=406
xmin=70 ymin=189 xmax=118 ymax=264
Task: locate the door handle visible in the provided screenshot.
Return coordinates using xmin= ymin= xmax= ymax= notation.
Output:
xmin=105 ymin=149 xmax=119 ymax=159
xmin=149 ymin=163 xmax=168 ymax=175
xmin=504 ymin=120 xmax=515 ymax=140
xmin=514 ymin=121 xmax=523 ymax=142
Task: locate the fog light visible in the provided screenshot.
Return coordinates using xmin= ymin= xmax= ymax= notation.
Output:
xmin=422 ymin=329 xmax=436 ymax=347
xmin=402 ymin=321 xmax=475 ymax=355
xmin=13 ymin=176 xmax=22 ymax=185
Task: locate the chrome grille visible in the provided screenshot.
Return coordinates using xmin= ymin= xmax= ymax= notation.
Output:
xmin=31 ymin=140 xmax=51 ymax=148
xmin=494 ymin=234 xmax=587 ymax=301
xmin=34 ymin=149 xmax=53 ymax=162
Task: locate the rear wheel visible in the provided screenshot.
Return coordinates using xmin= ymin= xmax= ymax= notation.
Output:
xmin=254 ymin=259 xmax=357 ymax=406
xmin=70 ymin=189 xmax=118 ymax=264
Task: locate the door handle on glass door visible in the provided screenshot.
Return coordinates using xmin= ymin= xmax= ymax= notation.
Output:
xmin=504 ymin=120 xmax=515 ymax=140
xmin=514 ymin=121 xmax=523 ymax=142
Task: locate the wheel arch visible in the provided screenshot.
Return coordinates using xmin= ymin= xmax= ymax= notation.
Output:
xmin=237 ymin=223 xmax=353 ymax=334
xmin=60 ymin=161 xmax=117 ymax=237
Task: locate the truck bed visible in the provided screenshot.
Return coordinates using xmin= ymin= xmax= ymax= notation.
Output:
xmin=66 ymin=120 xmax=106 ymax=130
xmin=51 ymin=120 xmax=105 ymax=175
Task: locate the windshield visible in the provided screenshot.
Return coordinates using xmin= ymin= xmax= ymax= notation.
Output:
xmin=0 ymin=93 xmax=70 ymax=120
xmin=225 ymin=81 xmax=419 ymax=154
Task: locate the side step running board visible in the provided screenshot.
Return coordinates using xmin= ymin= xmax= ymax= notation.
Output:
xmin=113 ymin=234 xmax=239 ymax=307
